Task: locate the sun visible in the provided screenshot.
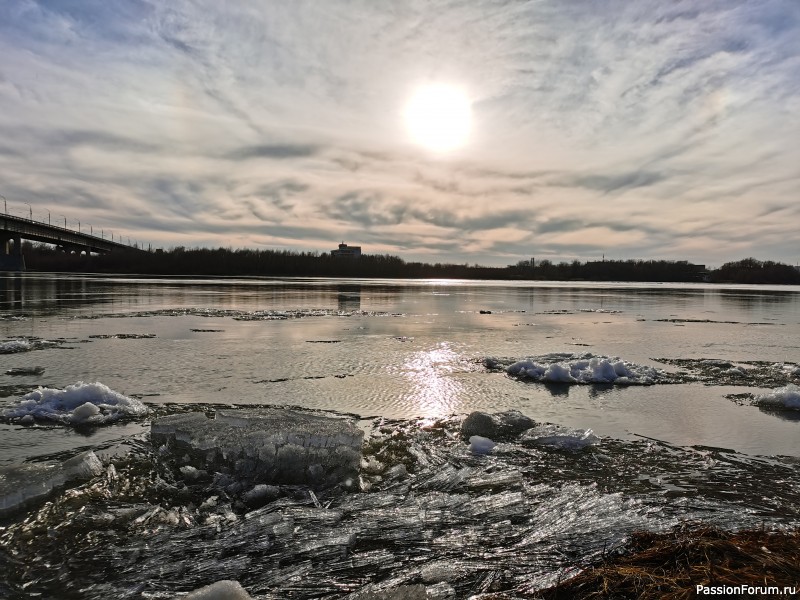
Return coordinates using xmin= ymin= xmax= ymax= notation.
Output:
xmin=404 ymin=84 xmax=472 ymax=153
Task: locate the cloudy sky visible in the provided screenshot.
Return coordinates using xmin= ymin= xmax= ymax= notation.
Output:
xmin=1 ymin=0 xmax=799 ymax=266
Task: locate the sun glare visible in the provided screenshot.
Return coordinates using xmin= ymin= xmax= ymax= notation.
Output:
xmin=404 ymin=84 xmax=472 ymax=153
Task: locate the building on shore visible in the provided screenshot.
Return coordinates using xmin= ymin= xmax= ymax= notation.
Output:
xmin=331 ymin=242 xmax=361 ymax=258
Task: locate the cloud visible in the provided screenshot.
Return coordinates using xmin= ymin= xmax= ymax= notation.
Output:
xmin=226 ymin=145 xmax=320 ymax=161
xmin=0 ymin=0 xmax=798 ymax=264
xmin=565 ymin=171 xmax=667 ymax=194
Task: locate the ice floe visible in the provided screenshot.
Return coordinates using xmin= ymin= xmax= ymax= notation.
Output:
xmin=87 ymin=333 xmax=156 ymax=339
xmin=4 ymin=366 xmax=45 ymax=376
xmin=756 ymin=384 xmax=800 ymax=411
xmin=521 ymin=424 xmax=600 ymax=450
xmin=505 ymin=353 xmax=663 ymax=385
xmin=0 ymin=314 xmax=28 ymax=321
xmin=73 ymin=307 xmax=402 ymax=321
xmin=0 ymin=337 xmax=62 ymax=354
xmin=657 ymin=358 xmax=798 ymax=387
xmin=0 ymin=339 xmax=31 ymax=353
xmin=2 ymin=381 xmax=148 ymax=425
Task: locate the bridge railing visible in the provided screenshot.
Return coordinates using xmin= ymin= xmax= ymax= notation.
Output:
xmin=1 ymin=212 xmax=142 ymax=251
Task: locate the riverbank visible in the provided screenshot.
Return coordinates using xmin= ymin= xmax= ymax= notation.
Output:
xmin=534 ymin=526 xmax=800 ymax=599
xmin=2 ymin=404 xmax=799 ymax=598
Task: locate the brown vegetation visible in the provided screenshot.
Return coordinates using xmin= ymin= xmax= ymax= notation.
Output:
xmin=535 ymin=525 xmax=800 ymax=599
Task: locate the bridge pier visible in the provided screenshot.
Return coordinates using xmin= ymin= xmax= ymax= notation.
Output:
xmin=0 ymin=234 xmax=26 ymax=272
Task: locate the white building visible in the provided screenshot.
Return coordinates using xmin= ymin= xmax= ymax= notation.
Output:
xmin=331 ymin=242 xmax=361 ymax=258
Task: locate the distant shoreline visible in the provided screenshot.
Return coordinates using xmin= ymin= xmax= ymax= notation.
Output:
xmin=15 ymin=243 xmax=800 ymax=285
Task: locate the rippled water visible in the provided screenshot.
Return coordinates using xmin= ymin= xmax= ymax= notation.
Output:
xmin=2 ymin=274 xmax=799 ymax=457
xmin=1 ymin=274 xmax=799 ymax=598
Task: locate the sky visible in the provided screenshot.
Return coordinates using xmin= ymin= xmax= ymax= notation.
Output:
xmin=1 ymin=0 xmax=799 ymax=267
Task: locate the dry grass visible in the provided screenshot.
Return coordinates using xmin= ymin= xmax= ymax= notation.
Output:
xmin=536 ymin=525 xmax=800 ymax=599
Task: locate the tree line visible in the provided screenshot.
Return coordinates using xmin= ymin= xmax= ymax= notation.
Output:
xmin=19 ymin=242 xmax=800 ymax=284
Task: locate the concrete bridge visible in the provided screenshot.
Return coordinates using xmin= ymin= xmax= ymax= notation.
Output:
xmin=1 ymin=213 xmax=139 ymax=271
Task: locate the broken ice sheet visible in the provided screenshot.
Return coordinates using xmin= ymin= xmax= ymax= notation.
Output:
xmin=465 ymin=468 xmax=523 ymax=491
xmin=0 ymin=451 xmax=103 ymax=518
xmin=4 ymin=409 xmax=798 ymax=600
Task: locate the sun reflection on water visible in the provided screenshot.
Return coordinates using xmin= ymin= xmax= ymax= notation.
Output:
xmin=400 ymin=342 xmax=465 ymax=416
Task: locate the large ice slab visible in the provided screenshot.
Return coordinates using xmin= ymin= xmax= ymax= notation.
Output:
xmin=151 ymin=409 xmax=363 ymax=488
xmin=0 ymin=451 xmax=103 ymax=518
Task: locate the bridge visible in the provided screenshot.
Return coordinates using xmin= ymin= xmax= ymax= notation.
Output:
xmin=1 ymin=213 xmax=140 ymax=271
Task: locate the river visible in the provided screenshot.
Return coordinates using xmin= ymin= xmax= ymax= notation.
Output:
xmin=1 ymin=274 xmax=799 ymax=598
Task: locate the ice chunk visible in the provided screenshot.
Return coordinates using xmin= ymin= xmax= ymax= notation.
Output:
xmin=461 ymin=409 xmax=535 ymax=441
xmin=425 ymin=582 xmax=456 ymax=599
xmin=506 ymin=353 xmax=662 ymax=385
xmin=180 ymin=465 xmax=201 ymax=480
xmin=183 ymin=580 xmax=253 ymax=600
xmin=2 ymin=381 xmax=148 ymax=425
xmin=4 ymin=366 xmax=45 ymax=376
xmin=151 ymin=409 xmax=363 ymax=488
xmin=420 ymin=560 xmax=461 ymax=583
xmin=521 ymin=424 xmax=600 ymax=450
xmin=71 ymin=401 xmax=101 ymax=422
xmin=0 ymin=339 xmax=33 ymax=353
xmin=346 ymin=584 xmax=427 ymax=599
xmin=468 ymin=435 xmax=496 ymax=455
xmin=0 ymin=338 xmax=60 ymax=353
xmin=0 ymin=451 xmax=103 ymax=517
xmin=756 ymin=384 xmax=800 ymax=410
xmin=465 ymin=490 xmax=525 ymax=518
xmin=242 ymin=484 xmax=280 ymax=506
xmin=466 ymin=469 xmax=523 ymax=491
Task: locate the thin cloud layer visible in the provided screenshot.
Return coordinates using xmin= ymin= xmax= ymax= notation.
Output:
xmin=0 ymin=0 xmax=798 ymax=265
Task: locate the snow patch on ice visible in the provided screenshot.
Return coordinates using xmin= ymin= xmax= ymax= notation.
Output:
xmin=2 ymin=382 xmax=148 ymax=424
xmin=506 ymin=353 xmax=662 ymax=385
xmin=756 ymin=384 xmax=800 ymax=411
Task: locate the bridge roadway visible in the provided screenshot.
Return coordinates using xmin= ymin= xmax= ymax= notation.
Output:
xmin=1 ymin=213 xmax=138 ymax=270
